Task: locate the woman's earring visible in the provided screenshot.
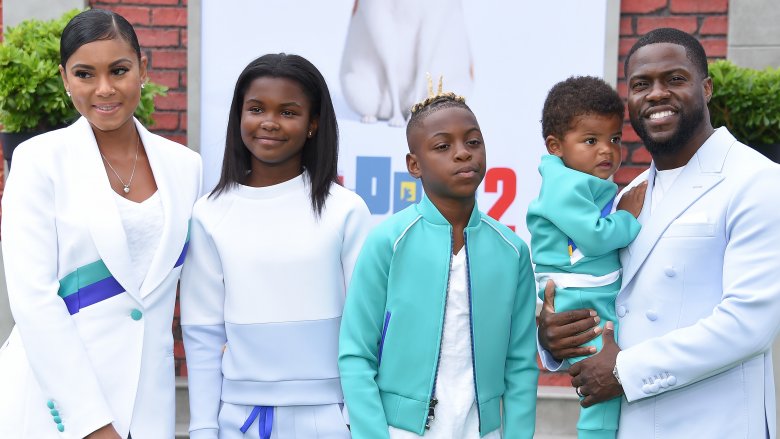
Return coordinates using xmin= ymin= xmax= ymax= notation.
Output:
xmin=308 ymin=131 xmax=313 ymax=138
xmin=66 ymin=90 xmax=71 ymax=97
xmin=141 ymin=82 xmax=146 ymax=89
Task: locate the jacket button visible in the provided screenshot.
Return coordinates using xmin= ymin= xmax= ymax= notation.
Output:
xmin=53 ymin=416 xmax=61 ymax=424
xmin=57 ymin=423 xmax=65 ymax=432
xmin=617 ymin=305 xmax=627 ymax=317
xmin=646 ymin=309 xmax=658 ymax=321
xmin=657 ymin=377 xmax=668 ymax=388
xmin=664 ymin=266 xmax=676 ymax=277
xmin=130 ymin=309 xmax=143 ymax=321
xmin=666 ymin=375 xmax=677 ymax=386
xmin=642 ymin=384 xmax=652 ymax=394
xmin=47 ymin=400 xmax=55 ymax=409
xmin=50 ymin=409 xmax=59 ymax=416
xmin=649 ymin=382 xmax=660 ymax=393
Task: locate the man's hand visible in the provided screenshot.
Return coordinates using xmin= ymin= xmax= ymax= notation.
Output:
xmin=538 ymin=280 xmax=601 ymax=361
xmin=569 ymin=321 xmax=624 ymax=407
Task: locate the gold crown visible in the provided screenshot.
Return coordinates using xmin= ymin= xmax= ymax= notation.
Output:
xmin=410 ymin=73 xmax=466 ymax=114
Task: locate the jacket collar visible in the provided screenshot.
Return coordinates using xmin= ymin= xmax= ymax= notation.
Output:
xmin=69 ymin=117 xmax=188 ymax=301
xmin=416 ymin=194 xmax=482 ymax=228
xmin=621 ymin=127 xmax=732 ymax=288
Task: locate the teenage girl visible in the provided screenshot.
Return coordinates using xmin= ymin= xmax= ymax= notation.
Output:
xmin=180 ymin=53 xmax=371 ymax=439
xmin=0 ymin=9 xmax=202 ymax=439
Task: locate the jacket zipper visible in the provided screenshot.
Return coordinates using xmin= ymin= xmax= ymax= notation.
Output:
xmin=426 ymin=230 xmax=454 ymax=430
xmin=377 ymin=310 xmax=391 ymax=366
xmin=464 ymin=232 xmax=481 ymax=431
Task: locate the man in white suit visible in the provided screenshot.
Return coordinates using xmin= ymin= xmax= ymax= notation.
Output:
xmin=538 ymin=28 xmax=780 ymax=438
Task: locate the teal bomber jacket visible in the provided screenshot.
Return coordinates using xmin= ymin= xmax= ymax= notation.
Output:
xmin=338 ymin=195 xmax=538 ymax=438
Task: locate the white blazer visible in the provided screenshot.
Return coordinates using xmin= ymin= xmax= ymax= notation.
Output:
xmin=0 ymin=117 xmax=202 ymax=439
xmin=615 ymin=128 xmax=780 ymax=438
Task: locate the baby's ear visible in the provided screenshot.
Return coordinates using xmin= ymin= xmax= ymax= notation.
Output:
xmin=545 ymin=135 xmax=563 ymax=157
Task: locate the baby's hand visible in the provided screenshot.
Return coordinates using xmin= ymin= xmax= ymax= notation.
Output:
xmin=617 ymin=181 xmax=648 ymax=218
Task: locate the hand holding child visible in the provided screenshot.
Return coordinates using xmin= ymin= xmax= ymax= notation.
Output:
xmin=616 ymin=181 xmax=647 ymax=218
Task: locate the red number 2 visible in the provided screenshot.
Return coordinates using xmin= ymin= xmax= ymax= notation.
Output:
xmin=484 ymin=167 xmax=516 ymax=231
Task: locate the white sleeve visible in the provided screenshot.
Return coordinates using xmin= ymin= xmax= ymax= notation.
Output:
xmin=618 ymin=167 xmax=780 ymax=402
xmin=340 ymin=196 xmax=372 ymax=290
xmin=180 ymin=207 xmax=227 ymax=439
xmin=2 ymin=146 xmax=113 ymax=438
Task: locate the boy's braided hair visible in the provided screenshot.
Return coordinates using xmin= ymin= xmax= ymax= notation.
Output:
xmin=406 ymin=74 xmax=472 ymax=136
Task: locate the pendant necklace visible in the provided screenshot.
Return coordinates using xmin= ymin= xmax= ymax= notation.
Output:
xmin=101 ymin=134 xmax=140 ymax=194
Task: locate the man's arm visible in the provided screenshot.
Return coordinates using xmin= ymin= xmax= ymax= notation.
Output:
xmin=537 ymin=280 xmax=602 ymax=370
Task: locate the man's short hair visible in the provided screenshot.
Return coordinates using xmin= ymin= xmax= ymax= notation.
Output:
xmin=624 ymin=27 xmax=709 ymax=79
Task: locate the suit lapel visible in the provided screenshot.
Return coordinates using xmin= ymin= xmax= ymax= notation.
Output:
xmin=71 ymin=118 xmax=141 ymax=303
xmin=621 ymin=130 xmax=733 ymax=288
xmin=138 ymin=120 xmax=187 ymax=298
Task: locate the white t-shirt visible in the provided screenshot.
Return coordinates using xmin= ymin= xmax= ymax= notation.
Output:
xmin=114 ymin=191 xmax=164 ymax=289
xmin=651 ymin=166 xmax=685 ymax=214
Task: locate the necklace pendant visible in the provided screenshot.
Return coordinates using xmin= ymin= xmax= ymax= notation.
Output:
xmin=123 ymin=185 xmax=130 ymax=194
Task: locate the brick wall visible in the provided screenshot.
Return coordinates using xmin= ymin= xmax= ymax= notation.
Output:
xmin=614 ymin=0 xmax=729 ymax=186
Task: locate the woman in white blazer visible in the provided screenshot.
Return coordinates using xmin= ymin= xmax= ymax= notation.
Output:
xmin=0 ymin=9 xmax=201 ymax=439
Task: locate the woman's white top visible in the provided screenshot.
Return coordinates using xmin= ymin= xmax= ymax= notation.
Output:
xmin=114 ymin=191 xmax=164 ymax=289
xmin=389 ymin=248 xmax=501 ymax=439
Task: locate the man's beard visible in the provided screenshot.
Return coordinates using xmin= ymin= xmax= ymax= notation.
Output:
xmin=630 ymin=101 xmax=706 ymax=156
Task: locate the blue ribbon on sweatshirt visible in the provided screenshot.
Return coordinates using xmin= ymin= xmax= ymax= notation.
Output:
xmin=240 ymin=406 xmax=273 ymax=439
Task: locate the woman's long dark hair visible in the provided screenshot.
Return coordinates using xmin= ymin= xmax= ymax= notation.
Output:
xmin=211 ymin=53 xmax=339 ymax=216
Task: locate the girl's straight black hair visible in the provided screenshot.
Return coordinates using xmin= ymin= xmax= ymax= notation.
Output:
xmin=211 ymin=53 xmax=339 ymax=216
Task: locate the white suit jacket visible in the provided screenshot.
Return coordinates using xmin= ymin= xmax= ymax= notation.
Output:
xmin=615 ymin=128 xmax=780 ymax=438
xmin=0 ymin=117 xmax=202 ymax=439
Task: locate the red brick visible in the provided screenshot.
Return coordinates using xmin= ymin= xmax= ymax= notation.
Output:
xmin=150 ymin=50 xmax=187 ymax=68
xmin=125 ymin=0 xmax=179 ymax=4
xmin=670 ymin=0 xmax=727 ymax=13
xmin=181 ymin=28 xmax=188 ymax=47
xmin=621 ymin=0 xmax=667 ymax=13
xmin=700 ymin=16 xmax=728 ymax=35
xmin=180 ymin=112 xmax=188 ymax=131
xmin=181 ymin=71 xmax=187 ymax=88
xmin=112 ymin=6 xmax=151 ymax=25
xmin=702 ymin=39 xmax=727 ymax=58
xmin=152 ymin=8 xmax=187 ymax=26
xmin=619 ymin=37 xmax=638 ymax=56
xmin=136 ymin=28 xmax=179 ymax=48
xmin=152 ymin=111 xmax=179 ymax=130
xmin=637 ymin=16 xmax=698 ymax=35
xmin=622 ymin=123 xmax=640 ymax=143
xmin=620 ymin=17 xmax=634 ymax=36
xmin=164 ymin=134 xmax=188 ymax=146
xmin=621 ymin=146 xmax=629 ymax=163
xmin=155 ymin=91 xmax=187 ymax=111
xmin=149 ymin=70 xmax=179 ymax=89
xmin=174 ymin=340 xmax=185 ymax=358
xmin=539 ymin=372 xmax=572 ymax=387
xmin=631 ymin=146 xmax=653 ymax=164
xmin=614 ymin=166 xmax=648 ymax=186
xmin=617 ymin=62 xmax=625 ymax=81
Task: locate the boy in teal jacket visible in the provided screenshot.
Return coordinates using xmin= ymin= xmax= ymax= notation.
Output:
xmin=339 ymin=84 xmax=538 ymax=438
xmin=526 ymin=76 xmax=646 ymax=439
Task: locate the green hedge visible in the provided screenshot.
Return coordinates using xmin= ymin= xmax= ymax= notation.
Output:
xmin=709 ymin=59 xmax=780 ymax=146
